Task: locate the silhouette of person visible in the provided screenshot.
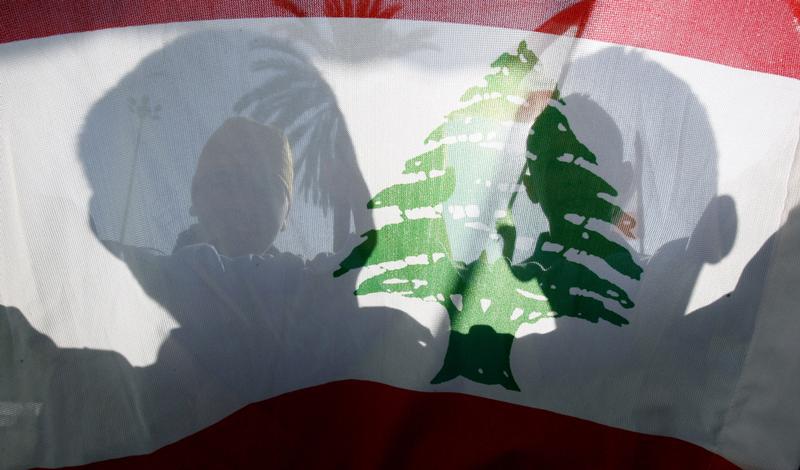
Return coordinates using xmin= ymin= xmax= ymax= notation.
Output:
xmin=1 ymin=112 xmax=437 ymax=467
xmin=1 ymin=28 xmax=442 ymax=467
xmin=101 ymin=116 xmax=335 ymax=403
xmin=22 ymin=117 xmax=314 ymax=462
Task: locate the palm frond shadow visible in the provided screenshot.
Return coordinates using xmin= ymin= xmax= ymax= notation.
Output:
xmin=267 ymin=0 xmax=595 ymax=66
xmin=235 ymin=38 xmax=372 ymax=250
xmin=269 ymin=17 xmax=439 ymax=64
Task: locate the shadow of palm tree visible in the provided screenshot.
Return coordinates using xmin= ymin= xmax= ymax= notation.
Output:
xmin=269 ymin=0 xmax=438 ymax=64
xmin=233 ymin=37 xmax=374 ymax=251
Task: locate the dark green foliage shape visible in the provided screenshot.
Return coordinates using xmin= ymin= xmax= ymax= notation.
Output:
xmin=335 ymin=41 xmax=641 ymax=391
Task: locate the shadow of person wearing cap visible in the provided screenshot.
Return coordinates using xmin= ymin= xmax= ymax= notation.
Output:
xmin=0 ymin=30 xmax=441 ymax=467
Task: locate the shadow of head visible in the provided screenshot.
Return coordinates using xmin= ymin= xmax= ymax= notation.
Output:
xmin=566 ymin=47 xmax=720 ymax=256
xmin=524 ymin=93 xmax=632 ymax=207
xmin=687 ymin=194 xmax=737 ymax=264
xmin=186 ymin=117 xmax=292 ymax=257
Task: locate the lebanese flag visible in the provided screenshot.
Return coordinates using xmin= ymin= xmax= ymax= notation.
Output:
xmin=1 ymin=1 xmax=799 ymax=469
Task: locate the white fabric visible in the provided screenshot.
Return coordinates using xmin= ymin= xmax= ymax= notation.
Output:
xmin=0 ymin=18 xmax=799 ymax=468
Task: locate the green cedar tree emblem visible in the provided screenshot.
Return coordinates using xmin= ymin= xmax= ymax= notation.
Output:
xmin=334 ymin=41 xmax=642 ymax=390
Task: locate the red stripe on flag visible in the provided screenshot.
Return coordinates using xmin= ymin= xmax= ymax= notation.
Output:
xmin=1 ymin=0 xmax=799 ymax=79
xmin=61 ymin=380 xmax=738 ymax=469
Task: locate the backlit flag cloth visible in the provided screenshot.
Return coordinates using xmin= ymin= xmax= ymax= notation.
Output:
xmin=1 ymin=1 xmax=800 ymax=468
